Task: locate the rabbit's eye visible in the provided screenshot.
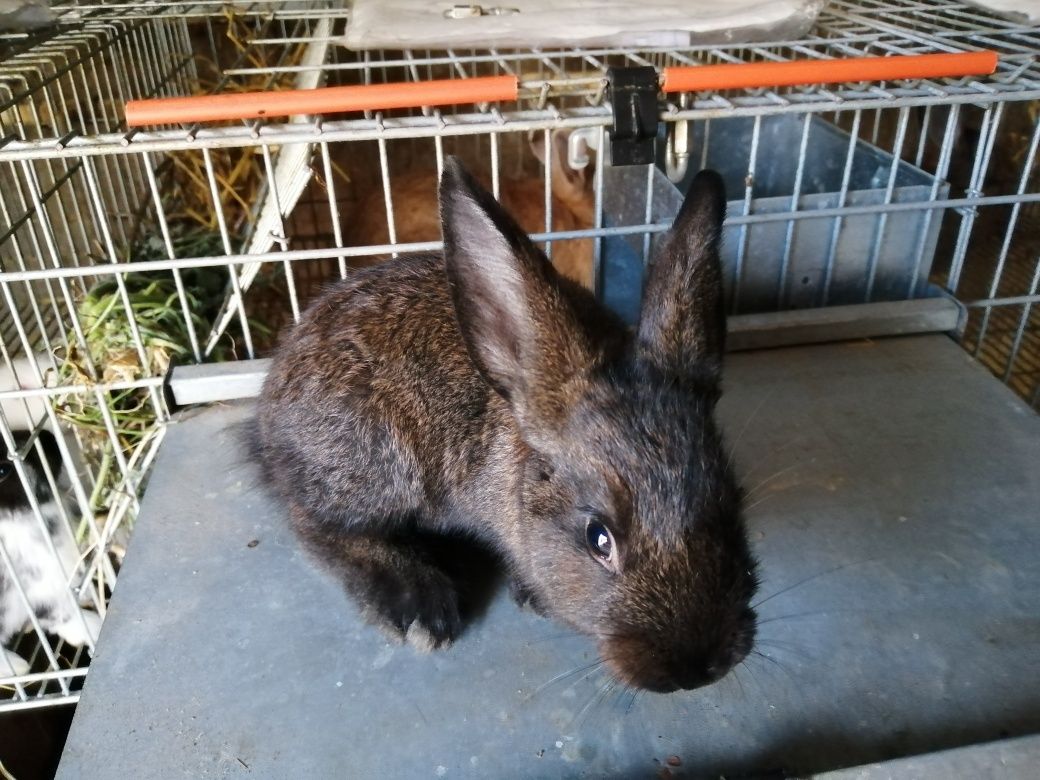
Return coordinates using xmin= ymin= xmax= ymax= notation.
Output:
xmin=586 ymin=520 xmax=615 ymax=563
xmin=0 ymin=463 xmax=11 ymax=481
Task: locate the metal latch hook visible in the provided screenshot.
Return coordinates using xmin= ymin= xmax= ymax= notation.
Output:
xmin=606 ymin=66 xmax=660 ymax=167
xmin=567 ymin=127 xmax=600 ymax=170
xmin=665 ymin=119 xmax=690 ymax=183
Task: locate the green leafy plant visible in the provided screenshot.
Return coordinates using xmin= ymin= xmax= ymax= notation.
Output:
xmin=57 ymin=228 xmax=249 ymax=519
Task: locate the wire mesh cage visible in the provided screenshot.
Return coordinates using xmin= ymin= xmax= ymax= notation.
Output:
xmin=0 ymin=0 xmax=1038 ymax=711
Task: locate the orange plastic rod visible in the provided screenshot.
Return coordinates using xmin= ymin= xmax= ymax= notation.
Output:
xmin=125 ymin=75 xmax=519 ymax=127
xmin=661 ymin=50 xmax=998 ymax=93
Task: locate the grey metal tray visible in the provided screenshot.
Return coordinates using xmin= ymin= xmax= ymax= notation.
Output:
xmin=602 ymin=115 xmax=949 ymax=323
xmin=57 ymin=335 xmax=1040 ymax=778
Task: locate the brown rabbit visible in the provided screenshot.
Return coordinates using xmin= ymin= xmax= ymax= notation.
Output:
xmin=254 ymin=158 xmax=757 ymax=693
xmin=346 ymin=131 xmax=595 ymax=289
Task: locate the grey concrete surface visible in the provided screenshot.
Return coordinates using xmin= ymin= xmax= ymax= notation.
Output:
xmin=58 ymin=335 xmax=1040 ymax=778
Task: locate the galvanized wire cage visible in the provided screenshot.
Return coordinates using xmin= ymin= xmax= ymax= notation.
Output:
xmin=0 ymin=0 xmax=1038 ymax=711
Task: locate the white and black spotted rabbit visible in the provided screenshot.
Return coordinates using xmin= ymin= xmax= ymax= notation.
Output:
xmin=1 ymin=430 xmax=100 ymax=677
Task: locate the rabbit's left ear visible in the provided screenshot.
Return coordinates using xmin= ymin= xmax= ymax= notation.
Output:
xmin=439 ymin=157 xmax=595 ymax=428
xmin=636 ymin=170 xmax=727 ymax=389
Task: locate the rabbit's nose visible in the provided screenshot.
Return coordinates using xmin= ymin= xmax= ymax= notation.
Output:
xmin=641 ymin=676 xmax=682 ymax=694
xmin=669 ymin=659 xmax=725 ymax=691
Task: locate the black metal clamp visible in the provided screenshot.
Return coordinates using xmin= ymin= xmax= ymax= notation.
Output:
xmin=607 ymin=66 xmax=660 ymax=166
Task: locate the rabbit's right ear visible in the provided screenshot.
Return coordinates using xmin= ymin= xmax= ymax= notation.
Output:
xmin=439 ymin=157 xmax=594 ymax=428
xmin=636 ymin=170 xmax=727 ymax=389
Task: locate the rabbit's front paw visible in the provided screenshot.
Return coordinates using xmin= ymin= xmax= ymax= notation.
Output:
xmin=52 ymin=609 xmax=102 ymax=648
xmin=2 ymin=647 xmax=30 ymax=676
xmin=364 ymin=565 xmax=461 ymax=652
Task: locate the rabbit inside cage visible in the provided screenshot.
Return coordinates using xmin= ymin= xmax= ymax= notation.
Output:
xmin=258 ymin=128 xmax=599 ymax=349
xmin=0 ymin=1 xmax=1039 ymax=776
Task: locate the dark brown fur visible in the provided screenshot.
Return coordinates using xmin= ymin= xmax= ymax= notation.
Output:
xmin=255 ymin=158 xmax=757 ymax=691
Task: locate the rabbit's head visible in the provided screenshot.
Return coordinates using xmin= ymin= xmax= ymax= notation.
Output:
xmin=440 ymin=159 xmax=757 ymax=693
xmin=0 ymin=430 xmax=61 ymax=512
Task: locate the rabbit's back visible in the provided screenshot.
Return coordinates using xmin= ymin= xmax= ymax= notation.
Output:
xmin=500 ymin=177 xmax=593 ymax=291
xmin=0 ymin=503 xmax=75 ymax=642
xmin=348 ymin=169 xmax=593 ymax=289
xmin=256 ymin=254 xmax=510 ymax=526
xmin=348 ymin=171 xmax=442 ymax=263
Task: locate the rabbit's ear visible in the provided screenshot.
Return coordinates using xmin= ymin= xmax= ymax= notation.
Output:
xmin=440 ymin=157 xmax=592 ymax=422
xmin=636 ymin=170 xmax=727 ymax=387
